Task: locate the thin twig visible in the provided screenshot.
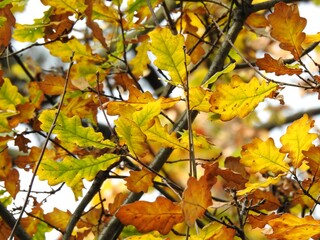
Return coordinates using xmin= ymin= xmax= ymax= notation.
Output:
xmin=9 ymin=53 xmax=75 ymax=240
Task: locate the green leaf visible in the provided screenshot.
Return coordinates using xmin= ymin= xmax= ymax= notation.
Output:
xmin=0 ymin=78 xmax=26 ymax=111
xmin=38 ymin=153 xmax=120 ymax=187
xmin=13 ymin=23 xmax=45 ymax=42
xmin=39 ymin=110 xmax=115 ymax=149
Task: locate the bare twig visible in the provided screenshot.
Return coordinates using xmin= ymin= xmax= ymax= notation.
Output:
xmin=9 ymin=53 xmax=75 ymax=240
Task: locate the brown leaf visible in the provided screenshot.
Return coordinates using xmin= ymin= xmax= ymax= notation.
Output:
xmin=44 ymin=12 xmax=74 ymax=41
xmin=125 ymin=167 xmax=156 ymax=193
xmin=116 ymin=196 xmax=184 ymax=235
xmin=256 ymin=53 xmax=302 ymax=76
xmin=14 ymin=134 xmax=31 ymax=153
xmin=0 ymin=4 xmax=15 ymax=49
xmin=0 ymin=149 xmax=11 ymax=179
xmin=247 ymin=213 xmax=278 ymax=228
xmin=246 ymin=12 xmax=269 ymax=28
xmin=181 ymin=163 xmax=218 ymax=226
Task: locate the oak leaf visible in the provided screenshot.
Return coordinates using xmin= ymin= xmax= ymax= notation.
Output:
xmin=241 ymin=138 xmax=289 ymax=174
xmin=39 ymin=110 xmax=115 ymax=149
xmin=115 ymin=116 xmax=149 ymax=157
xmin=256 ymin=53 xmax=302 ymax=76
xmin=125 ymin=168 xmax=156 ymax=193
xmin=4 ymin=169 xmax=19 ymax=199
xmin=188 ymin=87 xmax=212 ymax=112
xmin=181 ymin=163 xmax=218 ymax=226
xmin=0 ymin=3 xmax=15 ymax=48
xmin=237 ymin=175 xmax=282 ymax=196
xmin=109 ymin=192 xmax=128 ymax=215
xmin=210 ymin=76 xmax=278 ymax=121
xmin=38 ymin=74 xmax=77 ymax=95
xmin=40 ymin=0 xmax=87 ymax=15
xmin=246 ymin=12 xmax=269 ymax=28
xmin=37 ymin=153 xmax=120 ymax=187
xmin=116 ymin=196 xmax=184 ymax=235
xmin=148 ymin=27 xmax=190 ymax=86
xmin=190 ymin=222 xmax=235 ymax=240
xmin=0 ymin=78 xmax=26 ymax=111
xmin=129 ymin=39 xmax=150 ymax=77
xmin=268 ymin=2 xmax=306 ymax=60
xmin=0 ymin=149 xmax=11 ymax=179
xmin=44 ymin=208 xmax=72 ymax=232
xmin=267 ymin=213 xmax=320 ymax=240
xmin=280 ymin=114 xmax=317 ymax=168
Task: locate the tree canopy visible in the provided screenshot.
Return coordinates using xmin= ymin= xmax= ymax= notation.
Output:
xmin=1 ymin=0 xmax=320 ymax=239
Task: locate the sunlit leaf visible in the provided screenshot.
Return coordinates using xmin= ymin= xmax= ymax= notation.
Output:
xmin=40 ymin=0 xmax=87 ymax=14
xmin=38 ymin=153 xmax=120 ymax=187
xmin=210 ymin=76 xmax=278 ymax=121
xmin=44 ymin=208 xmax=72 ymax=232
xmin=256 ymin=53 xmax=302 ymax=76
xmin=0 ymin=149 xmax=11 ymax=179
xmin=237 ymin=175 xmax=283 ymax=196
xmin=145 ymin=118 xmax=186 ymax=150
xmin=267 ymin=213 xmax=320 ymax=240
xmin=280 ymin=114 xmax=317 ymax=168
xmin=109 ymin=192 xmax=129 ymax=215
xmin=39 ymin=110 xmax=115 ymax=149
xmin=130 ymin=39 xmax=150 ymax=77
xmin=125 ymin=167 xmax=156 ymax=193
xmin=188 ymin=87 xmax=212 ymax=112
xmin=132 ymin=100 xmax=161 ymax=130
xmin=38 ymin=74 xmax=77 ymax=95
xmin=116 ymin=196 xmax=184 ymax=235
xmin=268 ymin=2 xmax=306 ymax=60
xmin=45 ymin=37 xmax=102 ymax=62
xmin=241 ymin=138 xmax=289 ymax=174
xmin=148 ymin=27 xmax=190 ymax=86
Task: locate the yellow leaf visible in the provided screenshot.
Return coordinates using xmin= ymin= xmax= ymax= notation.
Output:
xmin=115 ymin=116 xmax=149 ymax=157
xmin=145 ymin=118 xmax=186 ymax=150
xmin=267 ymin=213 xmax=320 ymax=240
xmin=107 ymin=86 xmax=180 ymax=116
xmin=190 ymin=222 xmax=235 ymax=240
xmin=240 ymin=138 xmax=289 ymax=174
xmin=148 ymin=27 xmax=190 ymax=86
xmin=125 ymin=167 xmax=156 ymax=193
xmin=268 ymin=2 xmax=306 ymax=60
xmin=202 ymin=63 xmax=236 ymax=88
xmin=40 ymin=0 xmax=87 ymax=14
xmin=116 ymin=196 xmax=184 ymax=235
xmin=304 ymin=33 xmax=320 ymax=45
xmin=132 ymin=100 xmax=161 ymax=131
xmin=210 ymin=76 xmax=278 ymax=121
xmin=0 ymin=78 xmax=26 ymax=111
xmin=43 ymin=208 xmax=72 ymax=232
xmin=280 ymin=114 xmax=317 ymax=168
xmin=237 ymin=175 xmax=282 ymax=196
xmin=188 ymin=87 xmax=212 ymax=112
xmin=130 ymin=39 xmax=151 ymax=77
xmin=45 ymin=37 xmax=102 ymax=62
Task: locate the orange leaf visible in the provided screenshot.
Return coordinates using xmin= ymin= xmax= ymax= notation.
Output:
xmin=116 ymin=196 xmax=184 ymax=235
xmin=268 ymin=2 xmax=306 ymax=60
xmin=109 ymin=192 xmax=129 ymax=215
xmin=4 ymin=169 xmax=20 ymax=199
xmin=44 ymin=208 xmax=72 ymax=232
xmin=181 ymin=163 xmax=218 ymax=226
xmin=267 ymin=213 xmax=320 ymax=240
xmin=38 ymin=74 xmax=76 ymax=95
xmin=256 ymin=53 xmax=302 ymax=76
xmin=125 ymin=167 xmax=156 ymax=193
xmin=280 ymin=114 xmax=317 ymax=168
xmin=246 ymin=12 xmax=269 ymax=28
xmin=0 ymin=4 xmax=15 ymax=49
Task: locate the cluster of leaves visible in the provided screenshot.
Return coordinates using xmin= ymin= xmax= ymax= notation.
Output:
xmin=1 ymin=0 xmax=320 ymax=239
